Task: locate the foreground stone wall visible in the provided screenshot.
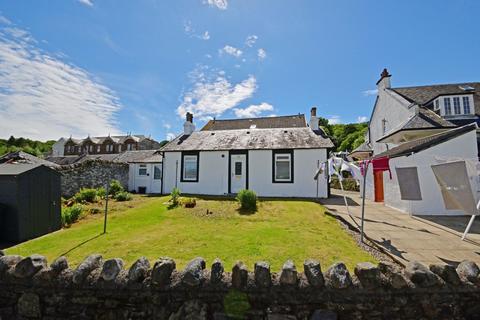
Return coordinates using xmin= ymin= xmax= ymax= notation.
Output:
xmin=1 ymin=253 xmax=480 ymax=319
xmin=58 ymin=160 xmax=129 ymax=197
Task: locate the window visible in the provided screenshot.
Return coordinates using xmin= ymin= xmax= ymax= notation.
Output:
xmin=435 ymin=99 xmax=439 ymax=110
xmin=118 ymin=145 xmax=122 ymax=152
xmin=463 ymin=96 xmax=471 ymax=114
xmin=181 ymin=152 xmax=199 ymax=182
xmin=138 ymin=165 xmax=147 ymax=176
xmin=272 ymin=150 xmax=294 ymax=183
xmin=453 ymin=97 xmax=461 ymax=114
xmin=89 ymin=145 xmax=93 ymax=152
xmin=97 ymin=145 xmax=101 ymax=153
xmin=127 ymin=144 xmax=132 ymax=151
xmin=234 ymin=162 xmax=242 ymax=175
xmin=154 ymin=165 xmax=162 ymax=180
xmin=444 ymin=97 xmax=452 ymax=115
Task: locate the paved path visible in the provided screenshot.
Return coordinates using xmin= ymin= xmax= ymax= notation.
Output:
xmin=321 ymin=190 xmax=480 ymax=266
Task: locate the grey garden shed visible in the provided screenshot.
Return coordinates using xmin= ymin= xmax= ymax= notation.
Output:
xmin=0 ymin=163 xmax=61 ymax=243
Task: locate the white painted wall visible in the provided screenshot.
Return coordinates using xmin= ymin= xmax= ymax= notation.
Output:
xmin=128 ymin=163 xmax=162 ymax=194
xmin=383 ymin=130 xmax=478 ymax=215
xmin=162 ymin=149 xmax=329 ymax=198
xmin=51 ymin=138 xmax=65 ymax=156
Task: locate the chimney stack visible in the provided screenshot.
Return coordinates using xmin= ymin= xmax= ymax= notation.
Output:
xmin=183 ymin=112 xmax=195 ymax=135
xmin=309 ymin=107 xmax=319 ymax=131
xmin=376 ymin=68 xmax=391 ymax=90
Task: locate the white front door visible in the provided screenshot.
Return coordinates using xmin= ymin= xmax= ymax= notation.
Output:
xmin=230 ymin=154 xmax=247 ymax=193
xmin=150 ymin=164 xmax=162 ymax=193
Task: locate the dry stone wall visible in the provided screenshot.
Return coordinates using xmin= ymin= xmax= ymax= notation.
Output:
xmin=57 ymin=160 xmax=129 ymax=197
xmin=1 ymin=252 xmax=480 ymax=319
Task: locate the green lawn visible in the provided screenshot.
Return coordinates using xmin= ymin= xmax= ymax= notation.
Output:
xmin=6 ymin=196 xmax=376 ymax=271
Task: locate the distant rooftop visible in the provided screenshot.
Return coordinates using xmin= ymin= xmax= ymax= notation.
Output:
xmin=201 ymin=114 xmax=307 ymax=131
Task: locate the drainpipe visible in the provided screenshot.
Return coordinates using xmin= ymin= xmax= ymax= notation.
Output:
xmin=160 ymin=151 xmax=164 ymax=195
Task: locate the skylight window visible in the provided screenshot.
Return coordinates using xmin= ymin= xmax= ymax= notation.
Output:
xmin=250 ymin=124 xmax=256 ymax=129
xmin=459 ymin=85 xmax=475 ymax=91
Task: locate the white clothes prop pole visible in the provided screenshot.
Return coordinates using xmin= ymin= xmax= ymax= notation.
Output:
xmin=360 ymin=161 xmax=369 ymax=243
xmin=339 ymin=175 xmax=350 ymax=217
xmin=462 ymin=215 xmax=476 ymax=241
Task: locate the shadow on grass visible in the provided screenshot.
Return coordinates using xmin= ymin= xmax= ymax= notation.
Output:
xmin=237 ymin=206 xmax=258 ymax=216
xmin=58 ymin=233 xmax=104 ymax=257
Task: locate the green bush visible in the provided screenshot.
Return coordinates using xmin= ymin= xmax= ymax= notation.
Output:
xmin=169 ymin=187 xmax=181 ymax=208
xmin=115 ymin=191 xmax=133 ymax=202
xmin=96 ymin=187 xmax=106 ymax=199
xmin=182 ymin=197 xmax=196 ymax=208
xmin=75 ymin=188 xmax=97 ymax=203
xmin=109 ymin=180 xmax=124 ymax=196
xmin=61 ymin=205 xmax=83 ymax=226
xmin=236 ymin=189 xmax=257 ymax=211
xmin=330 ymin=177 xmax=359 ymax=192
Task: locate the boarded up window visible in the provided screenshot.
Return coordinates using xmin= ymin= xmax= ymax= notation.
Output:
xmin=395 ymin=167 xmax=422 ymax=200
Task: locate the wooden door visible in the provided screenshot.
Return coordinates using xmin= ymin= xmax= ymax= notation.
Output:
xmin=374 ymin=171 xmax=384 ymax=202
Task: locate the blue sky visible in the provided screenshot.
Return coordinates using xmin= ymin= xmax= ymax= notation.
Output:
xmin=0 ymin=0 xmax=479 ymax=141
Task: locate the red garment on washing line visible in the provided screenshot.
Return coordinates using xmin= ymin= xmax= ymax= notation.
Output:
xmin=372 ymin=156 xmax=392 ymax=179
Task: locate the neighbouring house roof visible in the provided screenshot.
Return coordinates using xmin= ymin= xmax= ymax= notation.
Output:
xmin=374 ymin=123 xmax=477 ymax=159
xmin=0 ymin=151 xmax=60 ymax=169
xmin=65 ymin=134 xmax=149 ymax=145
xmin=390 ymin=82 xmax=480 ymax=115
xmin=161 ymin=127 xmax=334 ymax=152
xmin=349 ymin=142 xmax=373 ymax=159
xmin=114 ymin=150 xmax=162 ymax=163
xmin=0 ymin=163 xmax=54 ymax=176
xmin=201 ymin=114 xmax=307 ymax=131
xmin=45 ymin=150 xmax=161 ymax=166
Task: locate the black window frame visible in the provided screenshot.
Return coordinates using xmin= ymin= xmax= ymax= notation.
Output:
xmin=180 ymin=151 xmax=199 ymax=182
xmin=272 ymin=149 xmax=294 ymax=183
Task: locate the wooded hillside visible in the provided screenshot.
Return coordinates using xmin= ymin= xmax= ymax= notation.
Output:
xmin=319 ymin=117 xmax=368 ymax=152
xmin=0 ymin=136 xmax=55 ymax=157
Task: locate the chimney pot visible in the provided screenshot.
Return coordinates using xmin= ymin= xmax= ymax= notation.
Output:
xmin=186 ymin=112 xmax=193 ymax=123
xmin=310 ymin=107 xmax=317 ymax=117
xmin=376 ymin=68 xmax=392 ymax=88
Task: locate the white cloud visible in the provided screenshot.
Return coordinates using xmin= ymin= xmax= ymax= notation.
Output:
xmin=357 ymin=116 xmax=368 ymax=123
xmin=201 ymin=31 xmax=210 ymax=40
xmin=183 ymin=21 xmax=210 ymax=40
xmin=177 ymin=66 xmax=257 ymax=120
xmin=245 ymin=35 xmax=258 ymax=47
xmin=166 ymin=132 xmax=176 ymax=141
xmin=0 ymin=15 xmax=11 ymax=25
xmin=363 ymin=89 xmax=378 ymax=96
xmin=78 ymin=0 xmax=93 ymax=7
xmin=204 ymin=0 xmax=228 ymax=10
xmin=163 ymin=123 xmax=172 ymax=130
xmin=219 ymin=45 xmax=242 ymax=58
xmin=257 ymin=48 xmax=267 ymax=60
xmin=327 ymin=116 xmax=341 ymax=124
xmin=234 ymin=102 xmax=273 ymax=118
xmin=0 ymin=23 xmax=122 ymax=140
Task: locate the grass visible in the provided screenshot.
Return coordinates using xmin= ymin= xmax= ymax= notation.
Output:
xmin=6 ymin=195 xmax=376 ymax=271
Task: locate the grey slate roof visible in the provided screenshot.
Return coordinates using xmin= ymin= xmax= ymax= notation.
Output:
xmin=0 ymin=163 xmax=44 ymax=175
xmin=46 ymin=150 xmax=161 ymax=166
xmin=201 ymin=114 xmax=306 ymax=131
xmin=0 ymin=151 xmax=60 ymax=169
xmin=374 ymin=123 xmax=477 ymax=159
xmin=65 ymin=134 xmax=148 ymax=145
xmin=161 ymin=127 xmax=334 ymax=152
xmin=351 ymin=141 xmax=372 ymax=153
xmin=113 ymin=150 xmax=162 ymax=163
xmin=391 ymin=82 xmax=480 ymax=115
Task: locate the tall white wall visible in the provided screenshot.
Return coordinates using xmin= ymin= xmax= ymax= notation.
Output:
xmin=162 ymin=149 xmax=329 ymax=198
xmin=51 ymin=138 xmax=65 ymax=156
xmin=369 ymin=89 xmax=414 ymax=155
xmin=384 ymin=130 xmax=478 ymax=215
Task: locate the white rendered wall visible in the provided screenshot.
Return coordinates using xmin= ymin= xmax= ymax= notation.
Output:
xmin=384 ymin=130 xmax=478 ymax=215
xmin=128 ymin=163 xmax=162 ymax=193
xmin=52 ymin=138 xmax=65 ymax=156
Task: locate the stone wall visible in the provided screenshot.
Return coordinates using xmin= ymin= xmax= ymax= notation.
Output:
xmin=58 ymin=160 xmax=129 ymax=197
xmin=1 ymin=253 xmax=480 ymax=319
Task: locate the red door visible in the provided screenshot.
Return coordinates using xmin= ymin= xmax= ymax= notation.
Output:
xmin=374 ymin=171 xmax=384 ymax=202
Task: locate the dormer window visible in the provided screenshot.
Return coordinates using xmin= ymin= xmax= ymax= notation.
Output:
xmin=444 ymin=98 xmax=452 ymax=115
xmin=453 ymin=97 xmax=461 ymax=114
xmin=463 ymin=96 xmax=471 ymax=114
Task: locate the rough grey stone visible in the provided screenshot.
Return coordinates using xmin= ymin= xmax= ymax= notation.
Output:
xmin=254 ymin=261 xmax=271 ymax=288
xmin=169 ymin=300 xmax=208 ymax=320
xmin=429 ymin=264 xmax=461 ymax=285
xmin=13 ymin=255 xmax=47 ymax=278
xmin=310 ymin=309 xmax=338 ymax=320
xmin=0 ymin=250 xmax=4 ymax=256
xmin=128 ymin=257 xmax=150 ymax=283
xmin=101 ymin=258 xmax=124 ymax=281
xmin=354 ymin=262 xmax=382 ymax=288
xmin=280 ymin=260 xmax=298 ymax=286
xmin=17 ymin=293 xmax=41 ymax=318
xmin=182 ymin=257 xmax=206 ymax=286
xmin=378 ymin=261 xmax=408 ymax=289
xmin=0 ymin=255 xmax=23 ymax=274
xmin=456 ymin=260 xmax=480 ymax=284
xmin=325 ymin=262 xmax=352 ymax=289
xmin=73 ymin=254 xmax=103 ymax=284
xmin=303 ymin=259 xmax=324 ymax=287
xmin=50 ymin=256 xmax=69 ymax=273
xmin=232 ymin=261 xmax=248 ymax=289
xmin=405 ymin=261 xmax=440 ymax=287
xmin=210 ymin=258 xmax=224 ymax=284
xmin=152 ymin=257 xmax=176 ymax=286
xmin=267 ymin=314 xmax=297 ymax=320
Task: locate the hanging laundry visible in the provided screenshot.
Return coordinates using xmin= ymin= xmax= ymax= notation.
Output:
xmin=372 ymin=156 xmax=392 ymax=179
xmin=395 ymin=167 xmax=422 ymax=200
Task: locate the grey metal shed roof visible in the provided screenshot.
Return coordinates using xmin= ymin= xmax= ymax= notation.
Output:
xmin=0 ymin=163 xmax=45 ymax=175
xmin=161 ymin=127 xmax=334 ymax=152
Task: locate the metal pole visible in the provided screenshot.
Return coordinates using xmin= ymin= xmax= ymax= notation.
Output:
xmin=103 ymin=182 xmax=109 ymax=234
xmin=360 ymin=162 xmax=369 ymax=243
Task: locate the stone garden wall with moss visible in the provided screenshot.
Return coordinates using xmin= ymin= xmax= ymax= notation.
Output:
xmin=58 ymin=160 xmax=129 ymax=197
xmin=1 ymin=252 xmax=480 ymax=319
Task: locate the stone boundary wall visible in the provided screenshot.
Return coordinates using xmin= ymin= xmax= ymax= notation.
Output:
xmin=1 ymin=253 xmax=480 ymax=319
xmin=57 ymin=160 xmax=129 ymax=197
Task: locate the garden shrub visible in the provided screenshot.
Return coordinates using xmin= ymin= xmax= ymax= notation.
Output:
xmin=115 ymin=191 xmax=133 ymax=202
xmin=75 ymin=188 xmax=97 ymax=203
xmin=88 ymin=207 xmax=102 ymax=215
xmin=169 ymin=187 xmax=181 ymax=208
xmin=109 ymin=179 xmax=124 ymax=196
xmin=61 ymin=205 xmax=83 ymax=226
xmin=236 ymin=189 xmax=257 ymax=211
xmin=330 ymin=177 xmax=359 ymax=192
xmin=96 ymin=187 xmax=106 ymax=199
xmin=183 ymin=197 xmax=196 ymax=208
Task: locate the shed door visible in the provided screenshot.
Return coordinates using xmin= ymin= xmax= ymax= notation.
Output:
xmin=230 ymin=154 xmax=247 ymax=193
xmin=374 ymin=171 xmax=384 ymax=202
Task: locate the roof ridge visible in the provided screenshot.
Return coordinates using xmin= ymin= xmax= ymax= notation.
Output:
xmin=207 ymin=114 xmax=305 ymax=122
xmin=392 ymin=82 xmax=480 ymax=90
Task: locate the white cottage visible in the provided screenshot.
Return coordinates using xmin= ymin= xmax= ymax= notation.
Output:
xmin=160 ymin=110 xmax=334 ymax=198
